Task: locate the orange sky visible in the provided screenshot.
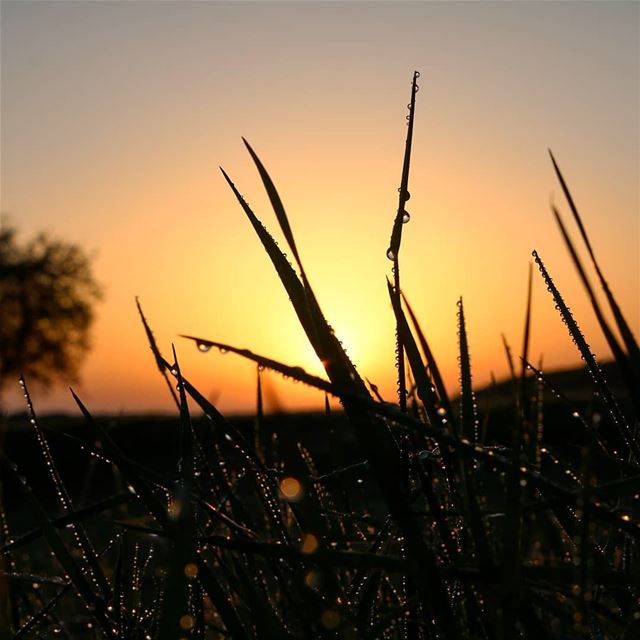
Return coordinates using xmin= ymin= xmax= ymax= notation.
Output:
xmin=2 ymin=1 xmax=638 ymax=415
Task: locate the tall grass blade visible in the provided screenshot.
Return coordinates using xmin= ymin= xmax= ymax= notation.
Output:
xmin=255 ymin=364 xmax=265 ymax=461
xmin=519 ymin=263 xmax=533 ymax=391
xmin=387 ymin=281 xmax=441 ymax=425
xmin=549 ymin=150 xmax=640 ymax=374
xmin=518 ymin=264 xmax=534 ymax=457
xmin=532 ymin=250 xmax=639 ymax=463
xmin=401 ymin=291 xmax=454 ymax=422
xmin=552 ymin=205 xmax=639 ymax=406
xmin=136 ymin=297 xmax=179 ymax=409
xmin=242 ymin=138 xmax=303 ymax=274
xmin=388 ymin=70 xmax=420 ymax=260
xmin=388 ymin=71 xmax=420 ymax=412
xmin=170 ymin=345 xmax=194 ymax=486
xmin=219 ymin=167 xmax=367 ymax=396
xmin=457 ymin=298 xmax=478 ymax=442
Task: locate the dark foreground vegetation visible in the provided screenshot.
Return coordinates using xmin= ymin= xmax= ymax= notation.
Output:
xmin=1 ymin=73 xmax=639 ymax=639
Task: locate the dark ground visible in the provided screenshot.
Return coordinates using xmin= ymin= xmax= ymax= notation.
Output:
xmin=1 ymin=361 xmax=629 ymax=525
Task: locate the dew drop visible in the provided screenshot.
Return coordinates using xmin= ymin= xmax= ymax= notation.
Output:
xmin=196 ymin=341 xmax=211 ymax=353
xmin=386 ymin=248 xmax=396 ymax=261
xmin=402 ymin=210 xmax=411 ymax=223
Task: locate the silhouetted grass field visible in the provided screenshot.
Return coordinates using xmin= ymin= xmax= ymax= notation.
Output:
xmin=2 ymin=72 xmax=639 ymax=639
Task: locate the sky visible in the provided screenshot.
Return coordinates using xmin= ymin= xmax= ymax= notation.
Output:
xmin=1 ymin=0 xmax=638 ymax=416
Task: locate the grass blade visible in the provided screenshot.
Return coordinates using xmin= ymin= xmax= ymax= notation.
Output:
xmin=552 ymin=204 xmax=639 ymax=407
xmin=532 ymin=250 xmax=639 ymax=463
xmin=387 ymin=280 xmax=442 ymax=426
xmin=180 ymin=334 xmax=334 ymax=394
xmin=387 ymin=71 xmax=420 ymax=260
xmin=242 ymin=137 xmax=304 ymax=275
xmin=401 ymin=291 xmax=454 ymax=423
xmin=136 ymin=297 xmax=179 ymax=409
xmin=549 ymin=150 xmax=640 ymax=375
xmin=457 ymin=298 xmax=478 ymax=442
xmin=220 ymin=167 xmax=367 ymax=396
xmin=388 ymin=71 xmax=420 ymax=412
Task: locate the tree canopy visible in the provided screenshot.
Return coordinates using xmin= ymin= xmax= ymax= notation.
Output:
xmin=0 ymin=224 xmax=102 ymax=398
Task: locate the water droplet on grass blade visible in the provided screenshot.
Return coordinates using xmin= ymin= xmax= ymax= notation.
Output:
xmin=196 ymin=341 xmax=211 ymax=353
xmin=386 ymin=248 xmax=396 ymax=260
xmin=402 ymin=210 xmax=410 ymax=223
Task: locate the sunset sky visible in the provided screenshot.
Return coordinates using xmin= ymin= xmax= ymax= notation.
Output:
xmin=2 ymin=1 xmax=638 ymax=416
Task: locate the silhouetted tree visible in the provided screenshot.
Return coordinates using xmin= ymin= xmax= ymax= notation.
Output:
xmin=0 ymin=224 xmax=102 ymax=405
